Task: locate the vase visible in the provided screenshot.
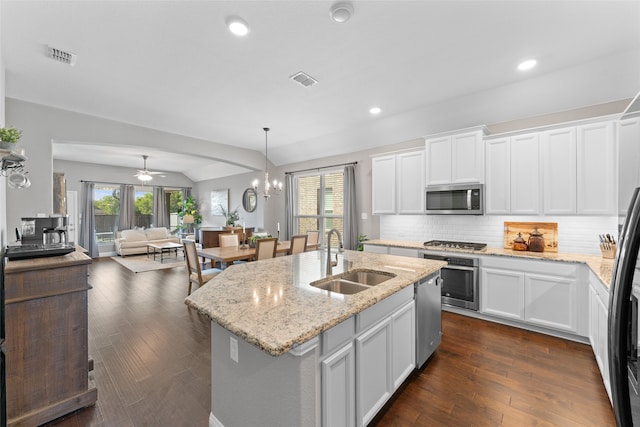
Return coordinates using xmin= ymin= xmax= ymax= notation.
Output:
xmin=0 ymin=141 xmax=15 ymax=150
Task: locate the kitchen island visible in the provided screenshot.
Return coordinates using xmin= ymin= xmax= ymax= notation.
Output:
xmin=185 ymin=249 xmax=446 ymax=427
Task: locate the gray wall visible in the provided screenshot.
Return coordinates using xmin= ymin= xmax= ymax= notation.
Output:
xmin=4 ymin=98 xmax=260 ymax=238
xmin=199 ymin=137 xmax=425 ymax=241
xmin=194 ymin=170 xmax=264 ymax=230
xmin=4 ymin=94 xmax=637 ymax=247
xmin=206 ymin=100 xmax=635 ymax=243
xmin=54 ymin=159 xmax=194 ymax=193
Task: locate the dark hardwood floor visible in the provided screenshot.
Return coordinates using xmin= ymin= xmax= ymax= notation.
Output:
xmin=372 ymin=313 xmax=615 ymax=427
xmin=46 ymin=258 xmax=614 ymax=426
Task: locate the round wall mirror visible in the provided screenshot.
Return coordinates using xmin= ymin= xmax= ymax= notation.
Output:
xmin=242 ymin=188 xmax=258 ymax=213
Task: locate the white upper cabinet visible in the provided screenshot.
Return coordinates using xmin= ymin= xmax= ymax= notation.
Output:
xmin=510 ymin=133 xmax=541 ymax=214
xmin=425 ymin=127 xmax=486 ymax=186
xmin=486 ymin=118 xmax=617 ymax=216
xmin=577 ymin=121 xmax=617 ymax=215
xmin=452 ymin=131 xmax=485 ymax=184
xmin=485 ymin=138 xmax=510 ymax=214
xmin=371 ymin=149 xmax=425 ymax=215
xmin=618 ymin=117 xmax=640 ymax=215
xmin=485 ymin=133 xmax=540 ymax=214
xmin=424 ymin=136 xmax=451 ymax=186
xmin=397 ymin=151 xmax=426 ymax=214
xmin=541 ymin=128 xmax=577 ymax=214
xmin=371 ymin=155 xmax=396 ymax=214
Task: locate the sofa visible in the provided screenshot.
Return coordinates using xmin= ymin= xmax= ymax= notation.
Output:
xmin=114 ymin=227 xmax=181 ymax=256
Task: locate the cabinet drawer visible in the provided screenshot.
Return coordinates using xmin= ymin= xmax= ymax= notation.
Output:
xmin=362 ymin=244 xmax=389 ymax=254
xmin=481 ymin=256 xmax=578 ymax=278
xmin=357 ymin=285 xmax=413 ymax=333
xmin=389 ymin=247 xmax=419 ymax=258
xmin=322 ymin=316 xmax=355 ymax=357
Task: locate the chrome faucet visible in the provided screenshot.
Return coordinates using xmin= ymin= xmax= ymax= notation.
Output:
xmin=326 ymin=228 xmax=344 ymax=276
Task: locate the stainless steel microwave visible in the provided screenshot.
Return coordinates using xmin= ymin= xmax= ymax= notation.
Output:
xmin=425 ymin=183 xmax=484 ymax=215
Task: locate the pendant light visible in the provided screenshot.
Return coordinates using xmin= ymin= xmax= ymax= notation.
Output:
xmin=252 ymin=127 xmax=282 ymax=199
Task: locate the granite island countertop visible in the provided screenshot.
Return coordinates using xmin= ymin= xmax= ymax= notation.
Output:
xmin=184 ymin=249 xmax=447 ymax=356
xmin=364 ymin=239 xmax=614 ymax=288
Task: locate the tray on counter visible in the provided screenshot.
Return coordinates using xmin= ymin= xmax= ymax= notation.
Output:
xmin=503 ymin=221 xmax=558 ymax=253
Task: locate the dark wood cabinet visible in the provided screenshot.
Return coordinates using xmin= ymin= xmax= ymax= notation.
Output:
xmin=4 ymin=250 xmax=96 ymax=426
xmin=200 ymin=227 xmax=254 ymax=248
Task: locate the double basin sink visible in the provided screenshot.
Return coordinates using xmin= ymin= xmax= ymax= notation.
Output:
xmin=310 ymin=269 xmax=396 ymax=295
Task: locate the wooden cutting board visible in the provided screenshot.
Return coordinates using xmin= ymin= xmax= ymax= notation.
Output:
xmin=503 ymin=221 xmax=559 ymax=252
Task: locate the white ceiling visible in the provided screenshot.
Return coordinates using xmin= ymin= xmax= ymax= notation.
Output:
xmin=3 ymin=1 xmax=640 ymax=181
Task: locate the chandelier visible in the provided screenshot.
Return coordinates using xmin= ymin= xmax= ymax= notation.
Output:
xmin=252 ymin=127 xmax=282 ymax=199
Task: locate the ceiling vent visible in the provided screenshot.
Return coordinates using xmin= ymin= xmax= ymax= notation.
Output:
xmin=290 ymin=71 xmax=318 ymax=88
xmin=47 ymin=45 xmax=77 ymax=66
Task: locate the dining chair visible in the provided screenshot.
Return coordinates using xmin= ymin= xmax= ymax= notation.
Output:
xmin=219 ymin=233 xmax=239 ymax=247
xmin=184 ymin=240 xmax=222 ymax=294
xmin=254 ymin=237 xmax=278 ymax=260
xmin=289 ymin=234 xmax=308 ymax=255
xmin=306 ymin=230 xmax=320 ymax=251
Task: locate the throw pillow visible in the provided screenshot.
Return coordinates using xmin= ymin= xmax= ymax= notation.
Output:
xmin=121 ymin=229 xmax=147 ymax=242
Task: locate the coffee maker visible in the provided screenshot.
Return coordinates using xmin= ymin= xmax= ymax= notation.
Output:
xmin=6 ymin=215 xmax=74 ymax=260
xmin=20 ymin=215 xmax=69 ymax=246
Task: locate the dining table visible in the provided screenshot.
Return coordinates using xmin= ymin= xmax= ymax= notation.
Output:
xmin=198 ymin=241 xmax=292 ymax=269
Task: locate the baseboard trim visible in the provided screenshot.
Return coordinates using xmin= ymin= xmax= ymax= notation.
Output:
xmin=209 ymin=412 xmax=224 ymax=427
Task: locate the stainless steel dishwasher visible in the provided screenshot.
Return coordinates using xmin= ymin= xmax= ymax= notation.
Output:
xmin=415 ymin=271 xmax=443 ymax=368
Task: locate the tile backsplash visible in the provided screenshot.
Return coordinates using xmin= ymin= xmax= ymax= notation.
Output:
xmin=379 ymin=214 xmax=618 ymax=255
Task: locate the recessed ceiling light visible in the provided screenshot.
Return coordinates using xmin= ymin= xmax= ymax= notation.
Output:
xmin=330 ymin=2 xmax=354 ymax=23
xmin=518 ymin=59 xmax=537 ymax=71
xmin=227 ymin=16 xmax=249 ymax=36
xmin=369 ymin=106 xmax=382 ymax=115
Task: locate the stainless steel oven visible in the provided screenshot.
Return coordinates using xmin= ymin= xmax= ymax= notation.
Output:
xmin=422 ymin=252 xmax=479 ymax=311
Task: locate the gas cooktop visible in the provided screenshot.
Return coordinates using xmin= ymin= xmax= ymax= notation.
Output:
xmin=423 ymin=240 xmax=487 ymax=252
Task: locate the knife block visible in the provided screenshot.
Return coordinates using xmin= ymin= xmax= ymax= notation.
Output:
xmin=600 ymin=243 xmax=617 ymax=259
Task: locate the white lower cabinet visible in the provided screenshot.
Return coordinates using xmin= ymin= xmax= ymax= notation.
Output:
xmin=524 ymin=273 xmax=577 ymax=332
xmin=480 ymin=257 xmax=582 ymax=335
xmin=589 ymin=272 xmax=611 ymax=401
xmin=321 ymin=286 xmax=417 ymax=427
xmin=322 ymin=342 xmax=355 ymax=427
xmin=356 ymin=317 xmax=393 ymax=427
xmin=481 ymin=268 xmax=525 ymax=320
xmin=391 ymin=301 xmax=416 ymax=389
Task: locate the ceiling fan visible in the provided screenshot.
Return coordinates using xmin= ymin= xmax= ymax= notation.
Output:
xmin=134 ymin=155 xmax=164 ymax=182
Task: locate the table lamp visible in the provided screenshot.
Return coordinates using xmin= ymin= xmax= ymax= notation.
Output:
xmin=183 ymin=215 xmax=194 ymax=235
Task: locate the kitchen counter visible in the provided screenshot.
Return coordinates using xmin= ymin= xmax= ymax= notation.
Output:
xmin=184 ymin=249 xmax=446 ymax=356
xmin=364 ymin=239 xmax=614 ymax=288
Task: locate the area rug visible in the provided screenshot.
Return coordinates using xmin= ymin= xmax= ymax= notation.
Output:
xmin=111 ymin=254 xmax=187 ymax=273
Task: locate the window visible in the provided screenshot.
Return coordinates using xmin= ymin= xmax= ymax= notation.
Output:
xmin=134 ymin=187 xmax=153 ymax=228
xmin=294 ymin=170 xmax=344 ymax=247
xmin=93 ymin=184 xmax=120 ymax=244
xmin=167 ymin=189 xmax=183 ymax=232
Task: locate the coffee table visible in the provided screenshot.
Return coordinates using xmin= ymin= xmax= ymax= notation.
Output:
xmin=147 ymin=242 xmax=184 ymax=262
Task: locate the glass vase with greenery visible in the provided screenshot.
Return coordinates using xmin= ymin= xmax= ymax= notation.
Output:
xmin=219 ymin=204 xmax=240 ymax=227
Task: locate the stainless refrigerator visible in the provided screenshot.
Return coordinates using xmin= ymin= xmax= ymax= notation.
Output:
xmin=1 ymin=254 xmax=5 ymax=427
xmin=610 ymin=187 xmax=640 ymax=425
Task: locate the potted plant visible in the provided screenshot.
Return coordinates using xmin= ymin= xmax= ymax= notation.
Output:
xmin=219 ymin=204 xmax=241 ymax=227
xmin=178 ymin=196 xmax=202 ymax=233
xmin=248 ymin=234 xmax=272 ymax=248
xmin=0 ymin=127 xmax=22 ymax=150
xmin=357 ymin=233 xmax=368 ymax=251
